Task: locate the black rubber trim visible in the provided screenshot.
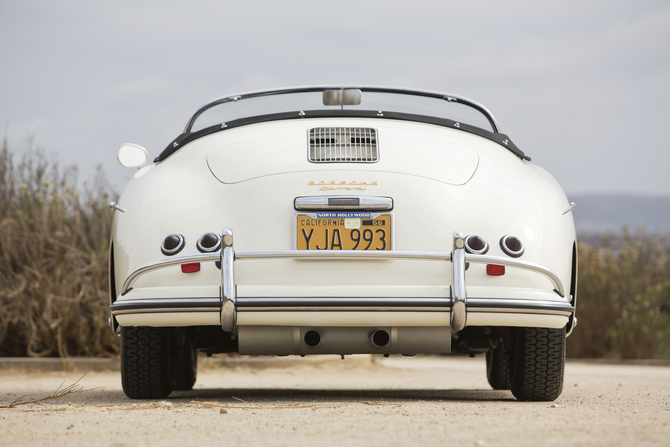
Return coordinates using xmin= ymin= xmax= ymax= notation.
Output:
xmin=154 ymin=110 xmax=530 ymax=163
xmin=109 ymin=243 xmax=117 ymax=305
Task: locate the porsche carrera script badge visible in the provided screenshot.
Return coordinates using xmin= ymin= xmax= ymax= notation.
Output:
xmin=309 ymin=181 xmax=378 ymax=191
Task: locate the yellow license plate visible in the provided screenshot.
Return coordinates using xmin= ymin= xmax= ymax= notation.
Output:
xmin=296 ymin=213 xmax=393 ymax=250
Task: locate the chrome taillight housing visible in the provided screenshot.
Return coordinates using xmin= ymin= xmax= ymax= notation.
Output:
xmin=161 ymin=233 xmax=185 ymax=256
xmin=500 ymin=235 xmax=524 ymax=257
xmin=464 ymin=234 xmax=489 ymax=254
xmin=197 ymin=232 xmax=222 ymax=253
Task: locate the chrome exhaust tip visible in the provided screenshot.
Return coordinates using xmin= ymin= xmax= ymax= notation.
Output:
xmin=371 ymin=330 xmax=390 ymax=348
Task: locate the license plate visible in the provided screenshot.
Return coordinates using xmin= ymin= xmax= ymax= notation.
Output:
xmin=295 ymin=212 xmax=393 ymax=250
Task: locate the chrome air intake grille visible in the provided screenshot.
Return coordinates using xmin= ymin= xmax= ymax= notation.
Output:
xmin=309 ymin=128 xmax=378 ymax=163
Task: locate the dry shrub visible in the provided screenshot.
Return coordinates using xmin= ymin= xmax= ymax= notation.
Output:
xmin=0 ymin=138 xmax=118 ymax=357
xmin=2 ymin=138 xmax=669 ymax=359
xmin=568 ymin=229 xmax=670 ymax=359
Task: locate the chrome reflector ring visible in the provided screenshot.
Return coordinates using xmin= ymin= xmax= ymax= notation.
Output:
xmin=197 ymin=232 xmax=222 ymax=253
xmin=161 ymin=233 xmax=185 ymax=256
xmin=464 ymin=234 xmax=489 ymax=254
xmin=500 ymin=235 xmax=524 ymax=258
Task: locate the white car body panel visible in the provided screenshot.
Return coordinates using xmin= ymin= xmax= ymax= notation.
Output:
xmin=110 ymin=88 xmax=576 ymax=356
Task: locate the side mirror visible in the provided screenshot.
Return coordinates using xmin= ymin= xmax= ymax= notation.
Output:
xmin=117 ymin=143 xmax=148 ymax=168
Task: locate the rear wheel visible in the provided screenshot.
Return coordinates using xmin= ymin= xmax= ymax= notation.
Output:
xmin=121 ymin=327 xmax=174 ymax=399
xmin=510 ymin=327 xmax=565 ymax=401
xmin=486 ymin=347 xmax=511 ymax=390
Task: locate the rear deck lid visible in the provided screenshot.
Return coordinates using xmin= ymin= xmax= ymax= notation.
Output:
xmin=206 ymin=120 xmax=479 ymax=185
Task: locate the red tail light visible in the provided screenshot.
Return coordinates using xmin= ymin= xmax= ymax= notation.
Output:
xmin=486 ymin=264 xmax=505 ymax=276
xmin=181 ymin=263 xmax=201 ymax=273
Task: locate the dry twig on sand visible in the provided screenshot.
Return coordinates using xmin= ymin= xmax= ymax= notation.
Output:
xmin=0 ymin=374 xmax=97 ymax=409
xmin=189 ymin=399 xmax=401 ymax=410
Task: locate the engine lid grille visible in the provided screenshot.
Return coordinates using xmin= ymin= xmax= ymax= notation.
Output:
xmin=309 ymin=127 xmax=378 ymax=163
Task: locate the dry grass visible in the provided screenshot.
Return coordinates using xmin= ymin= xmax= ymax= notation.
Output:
xmin=0 ymin=139 xmax=118 ymax=357
xmin=568 ymin=229 xmax=670 ymax=359
xmin=1 ymin=142 xmax=669 ymax=359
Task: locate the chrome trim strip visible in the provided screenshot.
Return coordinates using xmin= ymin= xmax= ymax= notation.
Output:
xmin=109 ymin=201 xmax=126 ymax=213
xmin=109 ymin=297 xmax=222 ymax=315
xmin=121 ymin=252 xmax=563 ymax=296
xmin=464 ymin=254 xmax=565 ymax=297
xmin=121 ymin=251 xmax=564 ymax=300
xmin=108 ymin=296 xmax=573 ymax=318
xmin=238 ymin=307 xmax=446 ymax=312
xmin=562 ymin=202 xmax=577 ymax=215
xmin=113 ymin=308 xmax=221 ymax=315
xmin=221 ymin=227 xmax=237 ymax=332
xmin=121 ymin=252 xmax=219 ymax=294
xmin=451 ymin=232 xmax=467 ymax=333
xmin=468 ymin=298 xmax=575 ymax=317
xmin=236 ymin=297 xmax=573 ymax=316
xmin=295 ymin=196 xmax=393 ymax=211
xmin=235 ymin=250 xmax=452 ymax=261
xmin=121 ymin=249 xmax=453 ymax=296
xmin=237 ymin=297 xmax=452 ymax=311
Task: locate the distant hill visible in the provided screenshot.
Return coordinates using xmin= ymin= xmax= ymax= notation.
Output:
xmin=569 ymin=195 xmax=670 ymax=235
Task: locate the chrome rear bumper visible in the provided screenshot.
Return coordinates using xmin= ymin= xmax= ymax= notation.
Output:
xmin=111 ymin=229 xmax=573 ymax=333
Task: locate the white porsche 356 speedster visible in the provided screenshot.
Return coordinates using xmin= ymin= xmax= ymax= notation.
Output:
xmin=109 ymin=87 xmax=577 ymax=401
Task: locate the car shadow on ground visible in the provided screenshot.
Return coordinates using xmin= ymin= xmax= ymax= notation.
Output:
xmin=92 ymin=388 xmax=514 ymax=405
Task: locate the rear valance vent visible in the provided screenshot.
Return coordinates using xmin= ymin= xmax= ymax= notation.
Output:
xmin=308 ymin=127 xmax=378 ymax=163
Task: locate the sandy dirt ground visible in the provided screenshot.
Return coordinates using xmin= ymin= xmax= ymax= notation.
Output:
xmin=1 ymin=355 xmax=669 ymax=447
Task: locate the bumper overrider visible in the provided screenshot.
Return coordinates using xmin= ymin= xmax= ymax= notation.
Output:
xmin=110 ymin=229 xmax=575 ymax=336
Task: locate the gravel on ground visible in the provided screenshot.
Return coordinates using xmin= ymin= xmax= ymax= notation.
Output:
xmin=1 ymin=355 xmax=669 ymax=447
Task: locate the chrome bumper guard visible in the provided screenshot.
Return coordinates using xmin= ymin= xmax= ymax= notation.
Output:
xmin=112 ymin=229 xmax=573 ymax=334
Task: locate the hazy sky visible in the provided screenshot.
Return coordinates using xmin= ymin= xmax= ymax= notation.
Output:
xmin=2 ymin=0 xmax=669 ymax=196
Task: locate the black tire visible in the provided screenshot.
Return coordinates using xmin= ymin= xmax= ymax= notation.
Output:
xmin=486 ymin=347 xmax=511 ymax=390
xmin=173 ymin=346 xmax=198 ymax=391
xmin=121 ymin=326 xmax=174 ymax=399
xmin=510 ymin=327 xmax=565 ymax=401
